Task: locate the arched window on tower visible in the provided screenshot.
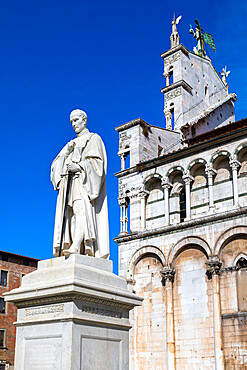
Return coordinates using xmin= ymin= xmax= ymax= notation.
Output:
xmin=236 ymin=256 xmax=247 ymax=312
xmin=169 ymin=70 xmax=174 ymax=85
xmin=125 ymin=152 xmax=130 ymax=169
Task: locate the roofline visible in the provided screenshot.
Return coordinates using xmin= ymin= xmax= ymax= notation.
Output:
xmin=185 ymin=117 xmax=247 ymax=145
xmin=160 ymin=43 xmax=190 ymax=59
xmin=115 ymin=123 xmax=247 ymax=178
xmin=115 ymin=117 xmax=181 ymax=134
xmin=0 ymin=250 xmax=40 ymax=262
xmin=115 ymin=118 xmax=150 ymax=132
xmin=181 ymin=93 xmax=237 ymax=130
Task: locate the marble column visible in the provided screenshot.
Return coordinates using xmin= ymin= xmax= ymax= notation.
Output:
xmin=118 ymin=196 xmax=128 ymax=234
xmin=206 ymin=256 xmax=224 ymax=370
xmin=118 ymin=153 xmax=126 ymax=171
xmin=162 ymin=179 xmax=172 ymax=225
xmin=205 ymin=164 xmax=217 ymax=210
xmin=229 ymin=157 xmax=240 ymax=206
xmin=139 ymin=189 xmax=149 ymax=230
xmin=182 ymin=172 xmax=194 ymax=220
xmin=124 ymin=203 xmax=128 ymax=232
xmin=161 ymin=267 xmax=176 ymax=370
xmin=164 ymin=73 xmax=170 ymax=86
xmin=164 ymin=110 xmax=173 ymax=130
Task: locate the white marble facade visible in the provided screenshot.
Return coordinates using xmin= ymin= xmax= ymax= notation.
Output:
xmin=115 ymin=26 xmax=247 ymax=370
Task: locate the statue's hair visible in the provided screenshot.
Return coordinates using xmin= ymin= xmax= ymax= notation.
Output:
xmin=70 ymin=109 xmax=87 ymax=121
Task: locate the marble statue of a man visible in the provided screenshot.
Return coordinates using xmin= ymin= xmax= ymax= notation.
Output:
xmin=51 ymin=109 xmax=109 ymax=259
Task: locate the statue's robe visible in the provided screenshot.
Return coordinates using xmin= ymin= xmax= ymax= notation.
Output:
xmin=51 ymin=128 xmax=109 ymax=259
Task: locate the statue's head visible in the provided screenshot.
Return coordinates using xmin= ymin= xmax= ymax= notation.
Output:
xmin=70 ymin=109 xmax=88 ymax=134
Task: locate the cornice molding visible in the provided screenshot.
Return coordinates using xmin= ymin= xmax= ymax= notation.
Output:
xmin=161 ymin=79 xmax=192 ymax=94
xmin=114 ymin=206 xmax=247 ymax=243
xmin=114 ymin=125 xmax=247 ymax=178
xmin=115 ymin=118 xmax=150 ymax=133
xmin=160 ymin=44 xmax=189 ymax=59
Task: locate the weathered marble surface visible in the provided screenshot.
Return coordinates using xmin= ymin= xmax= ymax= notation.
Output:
xmin=4 ymin=255 xmax=142 ymax=370
xmin=51 ymin=109 xmax=109 ymax=259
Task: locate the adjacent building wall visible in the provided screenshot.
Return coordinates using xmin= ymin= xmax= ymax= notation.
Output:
xmin=0 ymin=252 xmax=38 ymax=369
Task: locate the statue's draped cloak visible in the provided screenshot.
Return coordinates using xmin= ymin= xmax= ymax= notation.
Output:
xmin=51 ymin=129 xmax=109 ymax=259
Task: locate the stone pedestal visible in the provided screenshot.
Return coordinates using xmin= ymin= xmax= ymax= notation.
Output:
xmin=4 ymin=255 xmax=142 ymax=370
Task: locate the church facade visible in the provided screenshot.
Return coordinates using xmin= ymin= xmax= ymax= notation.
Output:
xmin=114 ymin=18 xmax=247 ymax=369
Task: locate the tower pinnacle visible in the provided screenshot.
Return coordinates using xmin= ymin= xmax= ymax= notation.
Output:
xmin=170 ymin=14 xmax=182 ymax=49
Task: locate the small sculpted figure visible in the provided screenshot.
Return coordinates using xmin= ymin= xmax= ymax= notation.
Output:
xmin=170 ymin=14 xmax=182 ymax=48
xmin=189 ymin=24 xmax=206 ymax=57
xmin=172 ymin=15 xmax=182 ymax=33
xmin=189 ymin=19 xmax=216 ymax=58
xmin=220 ymin=66 xmax=230 ymax=86
xmin=51 ymin=109 xmax=109 ymax=259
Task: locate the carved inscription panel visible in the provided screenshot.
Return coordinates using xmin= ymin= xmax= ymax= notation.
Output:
xmin=81 ymin=336 xmax=121 ymax=370
xmin=25 ymin=304 xmax=64 ymax=317
xmin=81 ymin=304 xmax=122 ymax=319
xmin=24 ymin=337 xmax=62 ymax=369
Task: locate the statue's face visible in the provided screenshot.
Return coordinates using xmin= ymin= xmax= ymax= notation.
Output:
xmin=70 ymin=113 xmax=86 ymax=134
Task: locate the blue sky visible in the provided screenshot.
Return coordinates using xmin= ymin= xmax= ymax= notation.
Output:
xmin=0 ymin=0 xmax=246 ymax=274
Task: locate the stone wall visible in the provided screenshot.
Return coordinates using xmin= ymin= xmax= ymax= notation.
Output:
xmin=119 ymin=223 xmax=247 ymax=369
xmin=0 ymin=254 xmax=37 ymax=368
xmin=129 ymin=255 xmax=166 ymax=369
xmin=173 ymin=249 xmax=214 ymax=369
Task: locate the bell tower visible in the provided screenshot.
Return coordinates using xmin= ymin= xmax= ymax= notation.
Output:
xmin=161 ymin=17 xmax=236 ymax=140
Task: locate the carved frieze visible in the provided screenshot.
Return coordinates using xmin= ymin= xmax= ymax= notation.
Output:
xmin=164 ymin=52 xmax=180 ymax=66
xmin=25 ymin=304 xmax=64 ymax=317
xmin=165 ymin=87 xmax=182 ymax=102
xmin=81 ymin=304 xmax=122 ymax=319
xmin=19 ymin=294 xmax=133 ymax=310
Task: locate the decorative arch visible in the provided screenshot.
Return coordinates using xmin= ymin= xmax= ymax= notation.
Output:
xmin=233 ymin=253 xmax=247 ymax=266
xmin=166 ymin=165 xmax=184 ymax=178
xmin=210 ymin=150 xmax=231 ymax=163
xmin=187 ymin=158 xmax=207 ymax=171
xmin=124 ymin=188 xmax=131 ymax=195
xmin=214 ymin=225 xmax=247 ymax=256
xmin=144 ymin=173 xmax=162 ymax=187
xmin=168 ymin=236 xmax=212 ymax=267
xmin=127 ymin=246 xmax=166 ymax=280
xmin=171 ymin=182 xmax=184 ymax=196
xmin=234 ymin=142 xmax=247 ymax=156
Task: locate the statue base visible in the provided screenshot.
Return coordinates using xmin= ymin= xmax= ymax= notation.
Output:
xmin=5 ymin=255 xmax=142 ymax=370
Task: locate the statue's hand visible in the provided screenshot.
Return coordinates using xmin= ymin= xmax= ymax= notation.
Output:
xmin=67 ymin=163 xmax=81 ymax=173
xmin=64 ymin=140 xmax=76 ymax=156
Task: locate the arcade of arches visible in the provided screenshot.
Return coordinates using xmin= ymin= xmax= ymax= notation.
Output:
xmin=129 ymin=234 xmax=247 ymax=369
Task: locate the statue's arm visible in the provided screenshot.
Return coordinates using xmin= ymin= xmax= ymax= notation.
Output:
xmin=51 ymin=141 xmax=75 ymax=190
